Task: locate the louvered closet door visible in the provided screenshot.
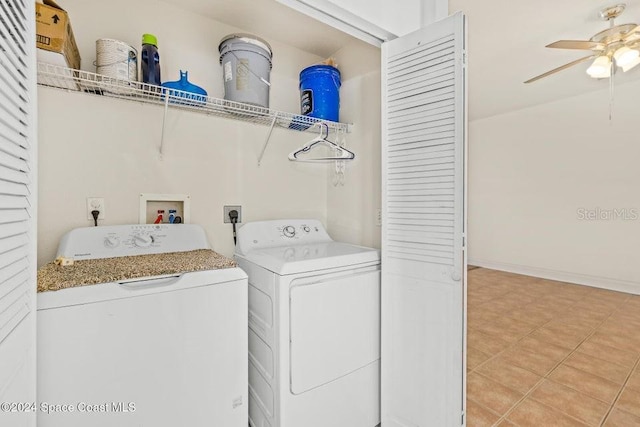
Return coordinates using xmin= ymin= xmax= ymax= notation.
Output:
xmin=381 ymin=12 xmax=467 ymax=427
xmin=0 ymin=0 xmax=37 ymax=425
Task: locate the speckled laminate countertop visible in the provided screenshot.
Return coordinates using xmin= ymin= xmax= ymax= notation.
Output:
xmin=37 ymin=249 xmax=237 ymax=293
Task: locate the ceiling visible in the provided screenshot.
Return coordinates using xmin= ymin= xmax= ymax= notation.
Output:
xmin=450 ymin=0 xmax=640 ymax=120
xmin=160 ymin=0 xmax=356 ymax=58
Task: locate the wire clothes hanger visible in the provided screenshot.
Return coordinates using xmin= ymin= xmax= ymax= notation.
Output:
xmin=288 ymin=122 xmax=355 ymax=162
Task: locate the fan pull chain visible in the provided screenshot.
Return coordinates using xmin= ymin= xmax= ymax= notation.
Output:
xmin=609 ymin=59 xmax=615 ymax=122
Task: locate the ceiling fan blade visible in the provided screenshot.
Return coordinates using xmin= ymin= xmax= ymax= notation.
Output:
xmin=524 ymin=55 xmax=596 ymax=84
xmin=624 ymin=25 xmax=640 ymax=41
xmin=546 ymin=40 xmax=606 ymax=51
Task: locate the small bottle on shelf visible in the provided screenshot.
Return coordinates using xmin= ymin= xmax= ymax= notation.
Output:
xmin=141 ymin=34 xmax=161 ymax=86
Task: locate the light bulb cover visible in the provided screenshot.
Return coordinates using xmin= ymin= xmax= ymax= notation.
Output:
xmin=622 ymin=55 xmax=640 ymax=72
xmin=587 ymin=55 xmax=612 ymax=78
xmin=613 ymin=46 xmax=640 ymax=67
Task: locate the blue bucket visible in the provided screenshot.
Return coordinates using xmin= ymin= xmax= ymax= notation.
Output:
xmin=299 ymin=65 xmax=341 ymax=122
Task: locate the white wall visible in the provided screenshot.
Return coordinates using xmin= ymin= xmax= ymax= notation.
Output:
xmin=37 ymin=0 xmax=332 ymax=265
xmin=325 ymin=41 xmax=382 ymax=249
xmin=468 ymin=81 xmax=640 ymax=293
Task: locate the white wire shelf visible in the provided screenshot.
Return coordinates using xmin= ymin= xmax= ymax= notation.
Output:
xmin=36 ymin=62 xmax=352 ymax=134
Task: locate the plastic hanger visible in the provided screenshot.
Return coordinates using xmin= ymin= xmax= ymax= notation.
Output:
xmin=288 ymin=123 xmax=355 ymax=162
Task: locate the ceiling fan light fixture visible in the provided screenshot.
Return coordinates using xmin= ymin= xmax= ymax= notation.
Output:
xmin=613 ymin=46 xmax=640 ymax=67
xmin=586 ymin=55 xmax=612 ymax=78
xmin=621 ymin=55 xmax=640 ymax=72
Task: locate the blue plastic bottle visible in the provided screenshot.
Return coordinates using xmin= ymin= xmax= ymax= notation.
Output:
xmin=141 ymin=34 xmax=161 ymax=85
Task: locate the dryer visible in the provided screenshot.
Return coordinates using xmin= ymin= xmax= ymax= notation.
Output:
xmin=235 ymin=219 xmax=380 ymax=427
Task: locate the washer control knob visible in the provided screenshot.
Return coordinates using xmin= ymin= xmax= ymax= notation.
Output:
xmin=302 ymin=226 xmax=311 ymax=233
xmin=104 ymin=236 xmax=120 ymax=248
xmin=283 ymin=226 xmax=296 ymax=238
xmin=133 ymin=234 xmax=154 ymax=248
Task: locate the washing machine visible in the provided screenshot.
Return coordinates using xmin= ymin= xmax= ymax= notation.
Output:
xmin=235 ymin=219 xmax=380 ymax=427
xmin=37 ymin=224 xmax=248 ymax=427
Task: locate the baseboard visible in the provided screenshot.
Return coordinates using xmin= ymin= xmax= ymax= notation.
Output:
xmin=468 ymin=258 xmax=640 ymax=296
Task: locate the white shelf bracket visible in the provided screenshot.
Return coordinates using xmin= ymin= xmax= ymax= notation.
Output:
xmin=159 ymin=93 xmax=170 ymax=159
xmin=258 ymin=113 xmax=278 ymax=166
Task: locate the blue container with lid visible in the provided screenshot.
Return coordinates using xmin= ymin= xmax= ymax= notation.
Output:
xmin=299 ymin=64 xmax=341 ymax=122
xmin=141 ymin=33 xmax=161 ymax=85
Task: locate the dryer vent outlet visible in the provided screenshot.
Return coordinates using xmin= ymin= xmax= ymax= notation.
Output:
xmin=224 ymin=206 xmax=242 ymax=223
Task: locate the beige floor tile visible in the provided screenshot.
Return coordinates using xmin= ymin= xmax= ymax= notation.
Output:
xmin=586 ymin=332 xmax=640 ymax=354
xmin=495 ymin=347 xmax=558 ymax=376
xmin=468 ymin=295 xmax=495 ymax=306
xmin=622 ymin=296 xmax=640 ymax=309
xmin=627 ymin=368 xmax=640 ymax=392
xmin=555 ymin=312 xmax=605 ymax=329
xmin=476 ymin=358 xmax=542 ymax=394
xmin=482 ymin=299 xmax=520 ymax=316
xmin=544 ymin=320 xmax=594 ymax=339
xmin=466 ymin=399 xmax=501 ymax=427
xmin=468 ymin=309 xmax=501 ymax=328
xmin=531 ymin=380 xmax=609 ymax=426
xmin=534 ymin=301 xmax=574 ymax=313
xmin=609 ymin=311 xmax=640 ymax=325
xmin=616 ymin=387 xmax=640 ymax=418
xmin=597 ymin=321 xmax=640 ymax=341
xmin=503 ymin=307 xmax=551 ymax=326
xmin=565 ymin=306 xmax=611 ymax=321
xmin=525 ymin=301 xmax=561 ymax=314
xmin=549 ymin=364 xmax=621 ymax=403
xmin=507 ymin=398 xmax=590 ymax=427
xmin=529 ymin=326 xmax=587 ymax=350
xmin=586 ymin=290 xmax=629 ymax=303
xmin=572 ymin=299 xmax=617 ymax=315
xmin=576 ymin=340 xmax=639 ymax=369
xmin=580 ymin=294 xmax=625 ymax=308
xmin=474 ymin=320 xmax=527 ymax=343
xmin=468 ymin=346 xmax=492 ymax=371
xmin=563 ymin=352 xmax=632 ymax=384
xmin=603 ymin=408 xmax=640 ymax=426
xmin=518 ymin=336 xmax=572 ymax=363
xmin=492 ymin=316 xmax=539 ymax=335
xmin=495 ymin=420 xmax=517 ymax=427
xmin=541 ymin=295 xmax=581 ymax=307
xmin=467 ymin=372 xmax=524 ymax=415
xmin=467 ymin=328 xmax=511 ymax=356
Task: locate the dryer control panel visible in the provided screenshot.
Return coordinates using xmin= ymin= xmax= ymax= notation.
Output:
xmin=235 ymin=219 xmax=332 ymax=256
xmin=56 ymin=224 xmax=210 ymax=260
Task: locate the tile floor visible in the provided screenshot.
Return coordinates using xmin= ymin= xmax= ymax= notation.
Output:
xmin=466 ymin=267 xmax=640 ymax=427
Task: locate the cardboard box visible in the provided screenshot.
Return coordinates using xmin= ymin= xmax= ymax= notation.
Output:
xmin=35 ymin=0 xmax=80 ymax=70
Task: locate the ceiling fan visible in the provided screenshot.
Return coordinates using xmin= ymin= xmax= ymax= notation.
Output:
xmin=525 ymin=3 xmax=640 ymax=83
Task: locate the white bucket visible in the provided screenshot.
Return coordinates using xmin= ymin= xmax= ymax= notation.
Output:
xmin=95 ymin=38 xmax=138 ymax=81
xmin=219 ymin=34 xmax=272 ymax=108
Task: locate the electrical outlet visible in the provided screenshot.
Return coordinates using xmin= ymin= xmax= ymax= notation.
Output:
xmin=224 ymin=205 xmax=242 ymax=223
xmin=376 ymin=208 xmax=382 ymax=227
xmin=87 ymin=197 xmax=105 ymax=220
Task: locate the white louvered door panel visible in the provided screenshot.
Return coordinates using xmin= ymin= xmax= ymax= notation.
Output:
xmin=0 ymin=0 xmax=37 ymax=426
xmin=381 ymin=12 xmax=467 ymax=427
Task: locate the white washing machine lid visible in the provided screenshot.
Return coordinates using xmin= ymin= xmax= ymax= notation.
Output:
xmin=237 ymin=241 xmax=380 ymax=275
